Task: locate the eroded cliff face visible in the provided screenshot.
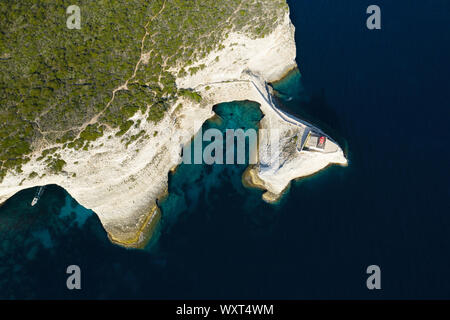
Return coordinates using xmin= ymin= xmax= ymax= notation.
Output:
xmin=0 ymin=11 xmax=298 ymax=247
xmin=0 ymin=10 xmax=346 ymax=248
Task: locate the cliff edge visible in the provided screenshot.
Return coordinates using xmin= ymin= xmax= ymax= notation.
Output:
xmin=0 ymin=4 xmax=346 ymax=248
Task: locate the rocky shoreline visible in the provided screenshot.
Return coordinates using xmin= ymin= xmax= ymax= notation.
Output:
xmin=0 ymin=11 xmax=346 ymax=248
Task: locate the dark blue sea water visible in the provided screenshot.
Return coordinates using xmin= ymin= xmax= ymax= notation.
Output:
xmin=1 ymin=0 xmax=450 ymax=299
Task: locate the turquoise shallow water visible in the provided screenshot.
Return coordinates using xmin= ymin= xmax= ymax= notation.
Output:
xmin=0 ymin=69 xmax=353 ymax=299
xmin=0 ymin=186 xmax=108 ymax=299
xmin=2 ymin=0 xmax=450 ymax=299
xmin=0 ymin=99 xmax=286 ymax=299
xmin=156 ymin=101 xmax=263 ymax=242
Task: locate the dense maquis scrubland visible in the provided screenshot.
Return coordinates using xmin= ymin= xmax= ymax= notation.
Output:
xmin=0 ymin=0 xmax=288 ymax=180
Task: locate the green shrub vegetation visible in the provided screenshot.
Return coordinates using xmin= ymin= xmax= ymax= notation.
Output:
xmin=49 ymin=158 xmax=67 ymax=173
xmin=28 ymin=171 xmax=38 ymax=179
xmin=0 ymin=0 xmax=288 ymax=179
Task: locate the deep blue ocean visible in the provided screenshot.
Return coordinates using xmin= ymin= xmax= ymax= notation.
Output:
xmin=1 ymin=0 xmax=450 ymax=299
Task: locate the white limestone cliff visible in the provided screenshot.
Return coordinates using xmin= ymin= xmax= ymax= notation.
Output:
xmin=0 ymin=12 xmax=347 ymax=247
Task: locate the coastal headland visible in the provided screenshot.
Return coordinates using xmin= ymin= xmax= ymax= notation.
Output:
xmin=0 ymin=9 xmax=346 ymax=248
